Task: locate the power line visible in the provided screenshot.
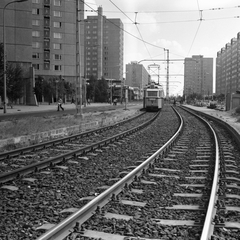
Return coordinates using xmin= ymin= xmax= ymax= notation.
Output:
xmin=81 ymin=0 xmax=166 ymax=51
xmin=109 ymin=0 xmax=135 ymax=24
xmin=108 ymin=0 xmax=156 ymax=63
xmin=83 ymin=5 xmax=240 ymax=14
xmin=124 ymin=15 xmax=240 ymax=25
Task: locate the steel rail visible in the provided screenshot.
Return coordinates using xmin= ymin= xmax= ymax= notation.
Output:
xmin=0 ymin=112 xmax=155 ymax=183
xmin=180 ymin=106 xmax=220 ymax=240
xmin=199 ymin=117 xmax=220 ymax=240
xmin=36 ymin=107 xmax=184 ymax=240
xmin=0 ymin=112 xmax=145 ymax=160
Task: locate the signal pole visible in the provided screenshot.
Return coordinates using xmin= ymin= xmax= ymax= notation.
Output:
xmin=166 ymin=49 xmax=169 ymax=100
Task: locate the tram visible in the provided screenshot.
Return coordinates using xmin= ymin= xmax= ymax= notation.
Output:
xmin=144 ymin=82 xmax=164 ymax=111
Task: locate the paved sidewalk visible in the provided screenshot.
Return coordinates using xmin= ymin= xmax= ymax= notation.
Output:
xmin=0 ymin=103 xmax=104 ymax=114
xmin=0 ymin=102 xmax=140 ymax=115
xmin=185 ymin=104 xmax=240 ymax=135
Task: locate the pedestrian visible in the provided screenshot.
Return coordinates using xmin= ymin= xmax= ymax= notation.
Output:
xmin=113 ymin=98 xmax=117 ymax=105
xmin=87 ymin=98 xmax=91 ymax=105
xmin=57 ymin=98 xmax=64 ymax=111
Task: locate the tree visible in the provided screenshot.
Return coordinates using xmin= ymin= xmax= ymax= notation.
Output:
xmin=94 ymin=77 xmax=108 ymax=102
xmin=0 ymin=43 xmax=24 ymax=105
xmin=87 ymin=75 xmax=97 ymax=102
xmin=34 ymin=75 xmax=44 ymax=102
xmin=6 ymin=64 xmax=24 ymax=104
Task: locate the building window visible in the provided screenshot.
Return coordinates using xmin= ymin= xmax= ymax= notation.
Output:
xmin=44 ymin=52 xmax=50 ymax=60
xmin=32 ymin=8 xmax=40 ymax=15
xmin=32 ymin=0 xmax=40 ymax=3
xmin=53 ymin=32 xmax=62 ymax=39
xmin=54 ymin=54 xmax=62 ymax=60
xmin=33 ymin=64 xmax=40 ymax=70
xmin=53 ymin=11 xmax=61 ymax=17
xmin=44 ymin=63 xmax=50 ymax=70
xmin=54 ymin=65 xmax=62 ymax=71
xmin=44 ymin=7 xmax=50 ymax=15
xmin=53 ymin=22 xmax=61 ymax=28
xmin=32 ymin=53 xmax=40 ymax=59
xmin=44 ymin=18 xmax=50 ymax=28
xmin=44 ymin=40 xmax=50 ymax=49
xmin=44 ymin=30 xmax=50 ymax=38
xmin=53 ymin=43 xmax=61 ymax=49
xmin=54 ymin=0 xmax=61 ymax=6
xmin=32 ymin=20 xmax=40 ymax=26
xmin=32 ymin=31 xmax=40 ymax=37
xmin=32 ymin=42 xmax=40 ymax=48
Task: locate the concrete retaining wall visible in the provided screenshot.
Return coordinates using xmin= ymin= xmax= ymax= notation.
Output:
xmin=0 ymin=109 xmax=139 ymax=150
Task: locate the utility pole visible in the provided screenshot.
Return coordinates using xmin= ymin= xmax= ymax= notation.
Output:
xmin=138 ymin=52 xmax=181 ymax=100
xmin=166 ymin=49 xmax=169 ymax=100
xmin=76 ymin=0 xmax=84 ymax=116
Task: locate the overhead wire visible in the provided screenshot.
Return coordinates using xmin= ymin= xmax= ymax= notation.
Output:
xmin=81 ymin=0 xmax=166 ymax=51
xmin=83 ymin=5 xmax=240 ymax=13
xmin=109 ymin=0 xmax=154 ymax=62
xmin=125 ymin=16 xmax=240 ymax=25
xmin=83 ymin=1 xmax=240 ymax=94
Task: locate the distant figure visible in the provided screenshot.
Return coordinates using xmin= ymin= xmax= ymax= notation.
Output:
xmin=71 ymin=98 xmax=75 ymax=104
xmin=113 ymin=98 xmax=117 ymax=105
xmin=57 ymin=98 xmax=64 ymax=111
xmin=87 ymin=98 xmax=91 ymax=105
xmin=173 ymin=99 xmax=176 ymax=105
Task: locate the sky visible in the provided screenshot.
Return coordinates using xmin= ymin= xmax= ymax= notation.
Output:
xmin=83 ymin=0 xmax=240 ymax=96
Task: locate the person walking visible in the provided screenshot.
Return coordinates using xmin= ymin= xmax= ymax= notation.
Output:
xmin=57 ymin=98 xmax=64 ymax=111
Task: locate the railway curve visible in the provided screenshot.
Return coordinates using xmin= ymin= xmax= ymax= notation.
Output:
xmin=37 ymin=105 xmax=240 ymax=240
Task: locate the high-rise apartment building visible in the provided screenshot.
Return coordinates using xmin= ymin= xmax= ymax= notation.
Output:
xmin=216 ymin=34 xmax=240 ymax=96
xmin=84 ymin=6 xmax=123 ymax=81
xmin=0 ymin=0 xmax=32 ymax=68
xmin=126 ymin=61 xmax=150 ymax=99
xmin=0 ymin=0 xmax=84 ymax=104
xmin=31 ymin=0 xmax=84 ymax=84
xmin=184 ymin=55 xmax=213 ymax=98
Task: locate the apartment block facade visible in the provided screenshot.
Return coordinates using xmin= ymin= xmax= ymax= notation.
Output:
xmin=216 ymin=34 xmax=240 ymax=96
xmin=0 ymin=0 xmax=32 ymax=66
xmin=0 ymin=0 xmax=84 ymax=104
xmin=125 ymin=61 xmax=150 ymax=99
xmin=31 ymin=0 xmax=84 ymax=84
xmin=84 ymin=6 xmax=124 ymax=81
xmin=184 ymin=55 xmax=213 ymax=98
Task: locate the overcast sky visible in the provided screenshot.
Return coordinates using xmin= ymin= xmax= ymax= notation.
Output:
xmin=84 ymin=0 xmax=240 ymax=96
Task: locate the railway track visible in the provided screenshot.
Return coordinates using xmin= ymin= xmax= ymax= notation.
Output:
xmin=0 ymin=106 xmax=180 ymax=239
xmin=1 ymin=105 xmax=240 ymax=239
xmin=0 ymin=111 xmax=157 ymax=182
xmin=35 ymin=105 xmax=240 ymax=240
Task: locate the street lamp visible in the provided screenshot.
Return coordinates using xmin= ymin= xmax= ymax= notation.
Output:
xmin=3 ymin=0 xmax=28 ymax=113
